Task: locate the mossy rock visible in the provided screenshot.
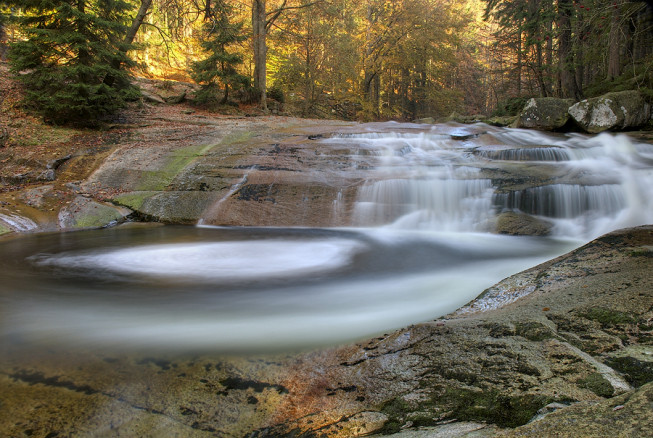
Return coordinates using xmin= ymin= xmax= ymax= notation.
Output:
xmin=440 ymin=387 xmax=552 ymax=428
xmin=514 ymin=321 xmax=556 ymax=342
xmin=517 ymin=97 xmax=575 ymax=131
xmin=577 ymin=372 xmax=614 ymax=397
xmin=58 ymin=196 xmax=131 ymax=229
xmin=0 ymin=223 xmax=11 ymax=236
xmin=605 ymin=357 xmax=653 ymax=387
xmin=579 ymin=308 xmax=636 ymax=327
xmin=568 ymin=90 xmax=651 ymax=133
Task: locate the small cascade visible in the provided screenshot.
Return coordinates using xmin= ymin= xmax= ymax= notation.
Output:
xmin=474 ymin=145 xmax=572 ymax=162
xmin=354 ymin=178 xmax=495 ymax=231
xmin=197 ymin=167 xmax=254 ymax=226
xmin=334 ymin=125 xmax=653 ymax=239
xmin=494 ymin=184 xmax=626 ymax=218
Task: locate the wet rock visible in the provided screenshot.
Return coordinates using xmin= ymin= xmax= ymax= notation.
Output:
xmin=517 ymin=97 xmax=575 ymax=131
xmin=569 ymin=90 xmax=651 ymax=133
xmin=58 ymin=196 xmax=132 ymax=229
xmin=494 ymin=211 xmax=553 ymax=236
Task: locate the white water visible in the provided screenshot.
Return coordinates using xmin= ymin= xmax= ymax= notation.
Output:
xmin=0 ymin=213 xmax=38 ymax=232
xmin=330 ymin=126 xmax=653 ymax=240
xmin=2 ymin=123 xmax=652 ymax=353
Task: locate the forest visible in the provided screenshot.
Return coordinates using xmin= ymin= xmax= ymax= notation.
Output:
xmin=1 ymin=0 xmax=652 ymax=126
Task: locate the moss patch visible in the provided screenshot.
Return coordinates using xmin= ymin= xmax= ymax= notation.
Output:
xmin=0 ymin=223 xmax=11 ymax=236
xmin=577 ymin=373 xmax=614 ymax=397
xmin=379 ymin=397 xmax=417 ymax=434
xmin=579 ymin=308 xmax=636 ymax=327
xmin=440 ymin=387 xmax=552 ymax=428
xmin=135 ymin=143 xmax=218 ymax=191
xmin=605 ymin=357 xmax=653 ymax=387
xmin=514 ymin=321 xmax=556 ymax=342
xmin=113 ymin=191 xmax=158 ymax=210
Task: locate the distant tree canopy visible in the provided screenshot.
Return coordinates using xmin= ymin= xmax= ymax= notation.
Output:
xmin=3 ymin=0 xmax=653 ymax=126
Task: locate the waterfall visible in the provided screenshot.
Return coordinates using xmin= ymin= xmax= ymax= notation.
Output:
xmin=353 ymin=178 xmax=495 ymax=231
xmin=331 ymin=125 xmax=653 ymax=239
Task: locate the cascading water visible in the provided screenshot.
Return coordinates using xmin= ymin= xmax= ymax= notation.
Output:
xmin=329 ymin=126 xmax=653 ymax=240
xmin=1 ymin=123 xmax=652 ymax=353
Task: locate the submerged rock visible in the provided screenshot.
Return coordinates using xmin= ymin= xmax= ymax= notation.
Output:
xmin=494 ymin=211 xmax=552 ymax=236
xmin=517 ymin=97 xmax=574 ymax=131
xmin=569 ymin=90 xmax=651 ymax=133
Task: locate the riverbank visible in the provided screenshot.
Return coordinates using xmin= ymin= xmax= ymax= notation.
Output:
xmin=1 ymin=225 xmax=651 ymax=437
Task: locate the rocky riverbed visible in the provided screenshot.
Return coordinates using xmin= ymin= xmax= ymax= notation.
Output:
xmin=1 ymin=98 xmax=652 ymax=437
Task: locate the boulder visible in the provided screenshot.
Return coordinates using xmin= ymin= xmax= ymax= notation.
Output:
xmin=517 ymin=97 xmax=574 ymax=130
xmin=568 ymin=90 xmax=651 ymax=133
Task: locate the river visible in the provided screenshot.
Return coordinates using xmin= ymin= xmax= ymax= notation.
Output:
xmin=1 ymin=123 xmax=652 ymax=354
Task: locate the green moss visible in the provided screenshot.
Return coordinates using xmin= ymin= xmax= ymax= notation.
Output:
xmin=579 ymin=308 xmax=636 ymax=327
xmin=605 ymin=357 xmax=653 ymax=387
xmin=380 ymin=398 xmax=412 ymax=434
xmin=74 ymin=212 xmax=119 ymax=228
xmin=441 ymin=387 xmax=551 ymax=428
xmin=0 ymin=223 xmax=11 ymax=235
xmin=629 ymin=248 xmax=653 ymax=258
xmin=113 ymin=191 xmax=157 ymax=210
xmin=514 ymin=321 xmax=556 ymax=342
xmin=134 ymin=143 xmax=219 ymax=191
xmin=577 ymin=373 xmax=614 ymax=397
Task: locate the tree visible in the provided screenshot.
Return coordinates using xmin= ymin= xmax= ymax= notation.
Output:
xmin=557 ymin=0 xmax=580 ymax=99
xmin=191 ymin=0 xmax=249 ymax=104
xmin=0 ymin=2 xmax=9 ymax=60
xmin=8 ymin=0 xmax=139 ymax=126
xmin=252 ymin=0 xmax=268 ymax=109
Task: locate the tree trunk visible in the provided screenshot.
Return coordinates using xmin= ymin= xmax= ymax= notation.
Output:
xmin=557 ymin=0 xmax=581 ymax=99
xmin=545 ymin=19 xmax=553 ymax=95
xmin=516 ymin=29 xmax=522 ymax=96
xmin=607 ymin=1 xmax=621 ymax=80
xmin=124 ymin=0 xmax=153 ymax=48
xmin=104 ymin=0 xmax=152 ymax=86
xmin=252 ymin=0 xmax=267 ymax=111
xmin=0 ymin=18 xmax=7 ymax=62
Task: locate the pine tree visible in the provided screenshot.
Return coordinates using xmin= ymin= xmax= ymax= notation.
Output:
xmin=191 ymin=0 xmax=248 ymax=105
xmin=8 ymin=0 xmax=139 ymax=127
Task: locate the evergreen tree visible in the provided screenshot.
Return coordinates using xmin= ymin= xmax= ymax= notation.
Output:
xmin=191 ymin=0 xmax=248 ymax=105
xmin=8 ymin=0 xmax=139 ymax=126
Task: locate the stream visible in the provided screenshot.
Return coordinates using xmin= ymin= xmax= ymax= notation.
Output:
xmin=1 ymin=123 xmax=653 ymax=353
